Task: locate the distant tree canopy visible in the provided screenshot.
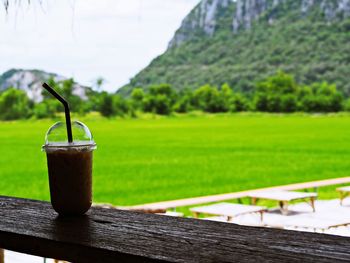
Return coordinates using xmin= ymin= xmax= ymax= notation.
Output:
xmin=0 ymin=71 xmax=347 ymax=121
xmin=0 ymin=88 xmax=31 ymax=120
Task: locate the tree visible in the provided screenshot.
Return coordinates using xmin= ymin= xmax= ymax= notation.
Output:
xmin=0 ymin=88 xmax=31 ymax=120
xmin=230 ymin=93 xmax=250 ymax=112
xmin=93 ymin=77 xmax=105 ymax=91
xmin=257 ymin=71 xmax=298 ymax=95
xmin=33 ymin=100 xmax=59 ymax=119
xmin=149 ymin=84 xmax=177 ymax=104
xmin=254 ymin=71 xmax=299 ymax=112
xmin=220 ymin=83 xmax=232 ymax=112
xmin=142 ymin=84 xmax=175 ymax=115
xmin=280 ymin=94 xmax=298 ymax=112
xmin=42 ymin=78 xmax=83 ymax=113
xmin=173 ymin=95 xmax=192 ymax=113
xmin=60 ymin=78 xmax=83 ymax=112
xmin=173 ymin=89 xmax=194 ymax=113
xmin=131 ymin=88 xmax=145 ymax=110
xmin=99 ymin=92 xmax=115 ymax=117
xmin=299 ymin=82 xmax=343 ymax=112
xmin=193 ymin=85 xmax=227 ymax=113
xmin=113 ymin=95 xmax=130 ymax=116
xmin=143 ymin=94 xmax=172 ymax=115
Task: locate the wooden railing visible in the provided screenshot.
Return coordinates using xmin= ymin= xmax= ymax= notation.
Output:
xmin=0 ymin=196 xmax=350 ymax=262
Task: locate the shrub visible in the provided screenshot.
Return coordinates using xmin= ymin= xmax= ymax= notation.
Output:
xmin=280 ymin=94 xmax=298 ymax=112
xmin=99 ymin=92 xmax=115 ymax=117
xmin=173 ymin=95 xmax=192 ymax=113
xmin=113 ymin=95 xmax=130 ymax=116
xmin=143 ymin=94 xmax=172 ymax=115
xmin=299 ymin=82 xmax=343 ymax=112
xmin=33 ymin=101 xmax=58 ymax=119
xmin=256 ymin=70 xmax=298 ymax=95
xmin=131 ymin=88 xmax=145 ymax=110
xmin=343 ymin=98 xmax=350 ymax=112
xmin=0 ymin=88 xmax=31 ymax=120
xmin=230 ymin=93 xmax=250 ymax=112
xmin=193 ymin=84 xmax=228 ymax=112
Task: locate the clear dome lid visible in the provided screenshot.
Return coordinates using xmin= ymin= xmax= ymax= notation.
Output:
xmin=43 ymin=121 xmax=96 ymax=152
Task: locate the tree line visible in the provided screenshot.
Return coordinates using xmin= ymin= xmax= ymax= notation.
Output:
xmin=0 ymin=71 xmax=349 ymax=121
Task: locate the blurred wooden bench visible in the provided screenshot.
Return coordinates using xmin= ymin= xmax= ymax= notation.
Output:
xmin=249 ymin=190 xmax=317 ymax=215
xmin=337 ymin=186 xmax=350 ymax=205
xmin=131 ymin=177 xmax=350 ymax=211
xmin=190 ymin=202 xmax=266 ymax=222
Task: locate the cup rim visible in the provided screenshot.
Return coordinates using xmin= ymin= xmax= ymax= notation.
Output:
xmin=42 ymin=141 xmax=97 ymax=151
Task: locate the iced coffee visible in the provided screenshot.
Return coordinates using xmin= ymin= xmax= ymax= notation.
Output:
xmin=43 ymin=121 xmax=96 ymax=216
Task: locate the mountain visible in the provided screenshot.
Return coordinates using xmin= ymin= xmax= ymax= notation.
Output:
xmin=119 ymin=0 xmax=350 ymax=96
xmin=0 ymin=69 xmax=89 ymax=102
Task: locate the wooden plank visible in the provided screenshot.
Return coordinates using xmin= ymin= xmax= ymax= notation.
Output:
xmin=1 ymin=196 xmax=350 ymax=262
xmin=247 ymin=190 xmax=317 ymax=202
xmin=131 ymin=177 xmax=350 ymax=210
xmin=337 ymin=186 xmax=350 ymax=192
xmin=189 ymin=202 xmax=266 ymax=217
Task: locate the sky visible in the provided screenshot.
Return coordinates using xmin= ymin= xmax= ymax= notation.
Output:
xmin=0 ymin=0 xmax=200 ymax=92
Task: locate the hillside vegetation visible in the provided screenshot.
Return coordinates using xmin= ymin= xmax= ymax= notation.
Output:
xmin=1 ymin=71 xmax=349 ymax=120
xmin=120 ymin=0 xmax=350 ymax=96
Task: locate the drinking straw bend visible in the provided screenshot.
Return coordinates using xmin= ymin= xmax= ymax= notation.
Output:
xmin=42 ymin=83 xmax=73 ymax=143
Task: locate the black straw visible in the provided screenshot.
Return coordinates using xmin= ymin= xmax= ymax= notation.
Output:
xmin=42 ymin=83 xmax=73 ymax=143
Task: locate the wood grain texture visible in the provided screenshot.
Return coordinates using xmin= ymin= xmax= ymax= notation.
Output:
xmin=0 ymin=196 xmax=350 ymax=262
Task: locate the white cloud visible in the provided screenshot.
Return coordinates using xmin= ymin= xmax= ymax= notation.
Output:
xmin=0 ymin=0 xmax=200 ymax=91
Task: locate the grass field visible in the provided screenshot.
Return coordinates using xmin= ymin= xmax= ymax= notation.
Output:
xmin=0 ymin=113 xmax=350 ymax=207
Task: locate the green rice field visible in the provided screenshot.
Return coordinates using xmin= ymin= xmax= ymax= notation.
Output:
xmin=0 ymin=113 xmax=350 ymax=207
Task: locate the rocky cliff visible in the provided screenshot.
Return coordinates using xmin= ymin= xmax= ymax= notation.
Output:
xmin=169 ymin=0 xmax=350 ymax=48
xmin=0 ymin=69 xmax=89 ymax=102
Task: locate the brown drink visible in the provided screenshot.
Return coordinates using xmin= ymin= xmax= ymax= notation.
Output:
xmin=41 ymin=83 xmax=96 ymax=216
xmin=45 ymin=143 xmax=94 ymax=215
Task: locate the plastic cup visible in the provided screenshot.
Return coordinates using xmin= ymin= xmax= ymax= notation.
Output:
xmin=43 ymin=121 xmax=96 ymax=216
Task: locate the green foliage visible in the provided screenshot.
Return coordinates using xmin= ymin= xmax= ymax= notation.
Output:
xmin=300 ymin=82 xmax=343 ymax=112
xmin=131 ymin=88 xmax=144 ymax=110
xmin=280 ymin=94 xmax=298 ymax=112
xmin=33 ymin=100 xmax=59 ymax=119
xmin=97 ymin=92 xmax=131 ymax=118
xmin=142 ymin=84 xmax=176 ymax=115
xmin=220 ymin=83 xmax=232 ymax=112
xmin=173 ymin=89 xmax=194 ymax=113
xmin=41 ymin=78 xmax=84 ymax=113
xmin=250 ymin=71 xmax=343 ymax=113
xmin=193 ymin=84 xmax=228 ymax=113
xmin=256 ymin=71 xmax=298 ymax=95
xmin=173 ymin=95 xmax=192 ymax=113
xmin=113 ymin=95 xmax=131 ymax=117
xmin=143 ymin=94 xmax=172 ymax=115
xmin=99 ymin=92 xmax=115 ymax=117
xmin=0 ymin=72 xmax=345 ymax=120
xmin=254 ymin=71 xmax=299 ymax=112
xmin=93 ymin=77 xmax=105 ymax=91
xmin=230 ymin=93 xmax=250 ymax=112
xmin=343 ymin=98 xmax=350 ymax=111
xmin=120 ymin=7 xmax=350 ymax=97
xmin=0 ymin=88 xmax=31 ymax=120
